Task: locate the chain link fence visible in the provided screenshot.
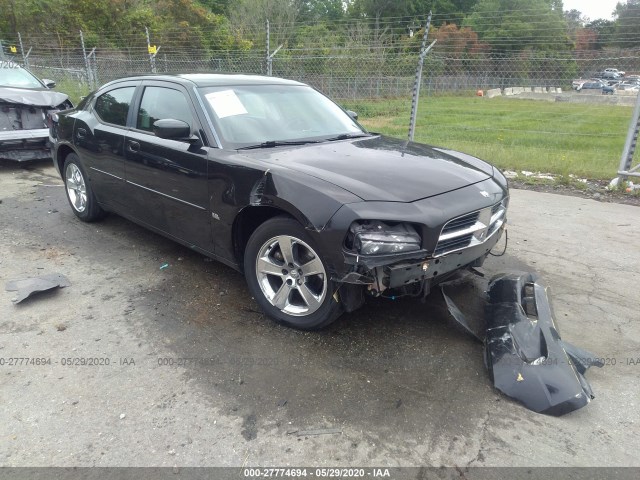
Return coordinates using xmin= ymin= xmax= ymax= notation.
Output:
xmin=3 ymin=30 xmax=640 ymax=99
xmin=11 ymin=50 xmax=640 ymax=99
xmin=2 ymin=23 xmax=639 ymax=180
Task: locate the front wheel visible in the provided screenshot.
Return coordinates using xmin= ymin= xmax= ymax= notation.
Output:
xmin=244 ymin=216 xmax=342 ymax=329
xmin=63 ymin=153 xmax=104 ymax=222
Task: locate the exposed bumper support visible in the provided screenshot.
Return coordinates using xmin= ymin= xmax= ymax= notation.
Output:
xmin=0 ymin=128 xmax=50 ymax=162
xmin=0 ymin=128 xmax=49 ymax=142
xmin=336 ymin=223 xmax=505 ymax=288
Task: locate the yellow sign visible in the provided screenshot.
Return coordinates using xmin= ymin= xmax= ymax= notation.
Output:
xmin=148 ymin=45 xmax=157 ymax=55
xmin=10 ymin=45 xmax=17 ymax=53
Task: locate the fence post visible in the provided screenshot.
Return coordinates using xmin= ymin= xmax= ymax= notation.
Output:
xmin=266 ymin=19 xmax=270 ymax=75
xmin=80 ymin=30 xmax=93 ymax=90
xmin=89 ymin=48 xmax=98 ymax=87
xmin=617 ymin=91 xmax=640 ymax=181
xmin=408 ymin=12 xmax=435 ymax=142
xmin=18 ymin=33 xmax=30 ymax=70
xmin=145 ymin=26 xmax=158 ymax=73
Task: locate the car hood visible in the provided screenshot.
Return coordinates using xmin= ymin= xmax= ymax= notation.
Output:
xmin=238 ymin=135 xmax=494 ymax=202
xmin=0 ymin=87 xmax=69 ymax=107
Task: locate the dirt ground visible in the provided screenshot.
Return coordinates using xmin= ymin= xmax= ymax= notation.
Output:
xmin=1 ymin=160 xmax=639 ymax=469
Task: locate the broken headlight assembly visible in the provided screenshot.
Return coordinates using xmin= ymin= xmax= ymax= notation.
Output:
xmin=346 ymin=221 xmax=422 ymax=255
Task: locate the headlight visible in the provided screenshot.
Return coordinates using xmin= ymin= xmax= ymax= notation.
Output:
xmin=347 ymin=221 xmax=421 ymax=255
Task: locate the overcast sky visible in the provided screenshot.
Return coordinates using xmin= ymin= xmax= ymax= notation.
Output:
xmin=562 ymin=0 xmax=620 ymax=21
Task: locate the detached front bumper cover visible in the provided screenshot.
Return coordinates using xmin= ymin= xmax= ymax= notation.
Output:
xmin=486 ymin=272 xmax=603 ymax=416
xmin=443 ymin=271 xmax=603 ymax=416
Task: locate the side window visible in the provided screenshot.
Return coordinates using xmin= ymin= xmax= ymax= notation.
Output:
xmin=137 ymin=87 xmax=193 ymax=132
xmin=94 ymin=87 xmax=135 ymax=126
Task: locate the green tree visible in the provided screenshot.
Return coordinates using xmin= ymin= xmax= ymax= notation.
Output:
xmin=228 ymin=0 xmax=300 ymax=49
xmin=464 ymin=0 xmax=572 ymax=52
xmin=347 ymin=0 xmax=479 ymax=22
xmin=614 ymin=0 xmax=640 ymax=48
xmin=298 ymin=0 xmax=345 ymax=22
xmin=585 ymin=19 xmax=616 ymax=49
xmin=199 ymin=0 xmax=231 ymax=15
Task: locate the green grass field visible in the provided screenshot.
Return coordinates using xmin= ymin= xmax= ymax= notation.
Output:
xmin=54 ymin=79 xmax=91 ymax=105
xmin=341 ymin=96 xmax=633 ymax=180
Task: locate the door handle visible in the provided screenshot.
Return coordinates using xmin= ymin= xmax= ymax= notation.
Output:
xmin=127 ymin=141 xmax=140 ymax=153
xmin=76 ymin=128 xmax=86 ymax=138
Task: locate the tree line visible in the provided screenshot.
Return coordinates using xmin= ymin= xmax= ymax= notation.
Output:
xmin=0 ymin=0 xmax=638 ymax=54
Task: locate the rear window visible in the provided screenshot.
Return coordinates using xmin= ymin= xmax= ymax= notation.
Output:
xmin=94 ymin=87 xmax=136 ymax=127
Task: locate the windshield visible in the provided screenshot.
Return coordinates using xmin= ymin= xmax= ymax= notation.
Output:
xmin=0 ymin=66 xmax=44 ymax=89
xmin=198 ymin=84 xmax=364 ymax=148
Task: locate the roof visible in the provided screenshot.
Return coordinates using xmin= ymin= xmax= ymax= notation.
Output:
xmin=103 ymin=73 xmax=305 ymax=89
xmin=178 ymin=74 xmax=305 ymax=87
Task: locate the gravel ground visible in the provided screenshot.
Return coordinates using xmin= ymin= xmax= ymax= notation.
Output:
xmin=1 ymin=160 xmax=639 ymax=469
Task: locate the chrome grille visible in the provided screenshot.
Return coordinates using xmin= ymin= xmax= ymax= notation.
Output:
xmin=434 ymin=199 xmax=507 ymax=257
xmin=441 ymin=212 xmax=479 ymax=235
xmin=434 ymin=233 xmax=474 ymax=256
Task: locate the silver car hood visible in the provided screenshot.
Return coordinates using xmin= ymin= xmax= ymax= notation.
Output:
xmin=0 ymin=87 xmax=69 ymax=107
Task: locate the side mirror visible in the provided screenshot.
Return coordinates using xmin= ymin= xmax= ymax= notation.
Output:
xmin=153 ymin=119 xmax=192 ymax=140
xmin=346 ymin=110 xmax=359 ymax=121
xmin=42 ymin=79 xmax=56 ymax=89
xmin=153 ymin=119 xmax=203 ymax=147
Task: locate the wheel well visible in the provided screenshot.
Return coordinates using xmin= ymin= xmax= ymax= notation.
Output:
xmin=233 ymin=206 xmax=294 ymax=268
xmin=56 ymin=145 xmax=75 ymax=176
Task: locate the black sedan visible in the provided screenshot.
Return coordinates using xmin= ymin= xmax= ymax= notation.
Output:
xmin=50 ymin=74 xmax=508 ymax=329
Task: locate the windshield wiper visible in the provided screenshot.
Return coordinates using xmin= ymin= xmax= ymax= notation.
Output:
xmin=237 ymin=140 xmax=322 ymax=150
xmin=324 ymin=133 xmax=372 ymax=142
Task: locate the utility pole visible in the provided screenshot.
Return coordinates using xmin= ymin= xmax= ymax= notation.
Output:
xmin=408 ymin=12 xmax=435 ymax=142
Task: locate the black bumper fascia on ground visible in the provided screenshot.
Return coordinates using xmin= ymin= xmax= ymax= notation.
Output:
xmin=485 ymin=272 xmax=603 ymax=416
xmin=443 ymin=271 xmax=603 ymax=416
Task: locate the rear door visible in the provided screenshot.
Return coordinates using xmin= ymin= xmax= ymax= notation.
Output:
xmin=124 ymin=81 xmax=211 ymax=250
xmin=73 ymin=82 xmax=139 ymax=208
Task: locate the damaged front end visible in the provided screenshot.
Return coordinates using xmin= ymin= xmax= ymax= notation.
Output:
xmin=0 ymin=88 xmax=72 ymax=162
xmin=336 ymin=202 xmax=507 ymax=306
xmin=342 ymin=221 xmax=430 ymax=297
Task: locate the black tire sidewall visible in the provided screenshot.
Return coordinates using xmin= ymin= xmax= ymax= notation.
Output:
xmin=63 ymin=153 xmax=103 ymax=222
xmin=244 ymin=216 xmax=342 ymax=329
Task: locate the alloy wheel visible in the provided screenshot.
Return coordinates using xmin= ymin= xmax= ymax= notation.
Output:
xmin=65 ymin=163 xmax=87 ymax=213
xmin=255 ymin=235 xmax=327 ymax=316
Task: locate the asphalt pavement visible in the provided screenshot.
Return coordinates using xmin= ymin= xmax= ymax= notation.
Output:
xmin=0 ymin=161 xmax=638 ymax=468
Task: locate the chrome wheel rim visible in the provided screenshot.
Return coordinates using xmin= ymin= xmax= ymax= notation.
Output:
xmin=65 ymin=163 xmax=87 ymax=213
xmin=255 ymin=235 xmax=327 ymax=316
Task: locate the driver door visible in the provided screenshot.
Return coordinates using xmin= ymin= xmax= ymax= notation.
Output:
xmin=123 ymin=81 xmax=211 ymax=250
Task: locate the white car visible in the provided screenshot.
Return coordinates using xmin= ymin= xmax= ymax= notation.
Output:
xmin=603 ymin=68 xmax=625 ymax=77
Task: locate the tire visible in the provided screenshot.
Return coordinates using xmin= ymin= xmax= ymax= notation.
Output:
xmin=63 ymin=153 xmax=104 ymax=222
xmin=244 ymin=216 xmax=343 ymax=329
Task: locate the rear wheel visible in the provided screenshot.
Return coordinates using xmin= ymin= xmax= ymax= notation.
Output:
xmin=244 ymin=216 xmax=342 ymax=329
xmin=63 ymin=153 xmax=104 ymax=222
